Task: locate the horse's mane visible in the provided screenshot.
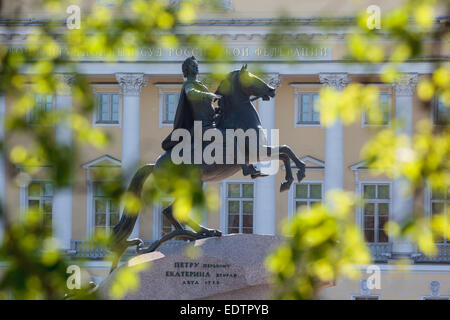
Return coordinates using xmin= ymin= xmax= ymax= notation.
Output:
xmin=214 ymin=70 xmax=240 ymax=114
xmin=215 ymin=70 xmax=239 ymax=98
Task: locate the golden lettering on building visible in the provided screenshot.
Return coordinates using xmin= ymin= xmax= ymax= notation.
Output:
xmin=6 ymin=45 xmax=331 ymax=60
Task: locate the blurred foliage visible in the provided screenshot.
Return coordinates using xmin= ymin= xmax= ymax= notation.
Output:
xmin=108 ymin=260 xmax=147 ymax=299
xmin=0 ymin=0 xmax=448 ymax=300
xmin=0 ymin=210 xmax=98 ymax=299
xmin=142 ymin=162 xmax=219 ymax=228
xmin=0 ymin=0 xmax=228 ymax=299
xmin=266 ymin=0 xmax=450 ymax=299
xmin=266 ymin=191 xmax=370 ymax=299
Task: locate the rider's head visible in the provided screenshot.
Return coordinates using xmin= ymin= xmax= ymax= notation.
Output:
xmin=182 ymin=56 xmax=198 ymax=78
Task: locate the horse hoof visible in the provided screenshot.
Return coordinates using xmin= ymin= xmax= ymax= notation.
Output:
xmin=296 ymin=169 xmax=306 ymax=182
xmin=198 ymin=228 xmax=222 ymax=238
xmin=127 ymin=238 xmax=144 ymax=248
xmin=280 ymin=182 xmax=290 ymax=192
xmin=251 ymin=173 xmax=269 ymax=179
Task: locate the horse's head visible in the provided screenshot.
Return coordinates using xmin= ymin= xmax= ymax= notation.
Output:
xmin=216 ymin=65 xmax=276 ymax=103
xmin=236 ymin=64 xmax=276 ymax=100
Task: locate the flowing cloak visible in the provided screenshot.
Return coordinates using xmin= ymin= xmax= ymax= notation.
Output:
xmin=161 ymin=83 xmax=193 ymax=151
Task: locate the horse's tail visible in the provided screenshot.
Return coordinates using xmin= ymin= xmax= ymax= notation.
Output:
xmin=108 ymin=164 xmax=154 ymax=272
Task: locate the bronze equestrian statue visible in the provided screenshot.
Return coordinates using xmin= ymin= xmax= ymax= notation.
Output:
xmin=109 ymin=57 xmax=306 ymax=271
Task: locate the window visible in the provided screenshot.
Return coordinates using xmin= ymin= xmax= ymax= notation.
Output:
xmin=297 ymin=92 xmax=320 ymax=125
xmin=83 ymin=155 xmax=122 ymax=237
xmin=28 ymin=94 xmax=54 ymax=124
xmin=27 ymin=181 xmax=53 ymax=231
xmin=92 ymin=182 xmax=120 ymax=235
xmin=161 ymin=92 xmax=179 ymax=124
xmin=363 ymin=92 xmax=391 ymax=126
xmin=94 ymin=93 xmax=121 ymax=125
xmin=362 ymin=184 xmax=390 ymax=243
xmin=157 ymin=84 xmax=182 ymax=127
xmin=226 ymin=182 xmax=254 ymax=234
xmin=430 ymin=187 xmax=449 ymax=243
xmin=294 ymin=183 xmax=322 ymax=211
xmin=433 ymin=96 xmax=449 ymax=125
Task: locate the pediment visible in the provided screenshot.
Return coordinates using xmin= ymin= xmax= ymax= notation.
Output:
xmin=81 ymin=155 xmax=121 ymax=168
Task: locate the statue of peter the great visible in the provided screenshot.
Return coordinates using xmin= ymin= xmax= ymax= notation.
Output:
xmin=162 ymin=56 xmax=263 ymax=178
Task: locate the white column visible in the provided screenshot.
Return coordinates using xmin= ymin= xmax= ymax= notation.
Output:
xmin=116 ymin=73 xmax=147 ymax=239
xmin=391 ymin=73 xmax=418 ymax=258
xmin=254 ymin=74 xmax=280 ymax=235
xmin=0 ymin=94 xmax=5 ymax=243
xmin=319 ymin=73 xmax=351 ymax=198
xmin=52 ymin=74 xmax=74 ymax=250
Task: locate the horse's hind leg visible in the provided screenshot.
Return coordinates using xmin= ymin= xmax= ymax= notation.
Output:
xmin=162 ymin=205 xmax=184 ymax=231
xmin=257 ymin=146 xmax=293 ymax=191
xmin=186 ymin=217 xmax=222 ymax=238
xmin=163 ymin=205 xmax=221 ymax=238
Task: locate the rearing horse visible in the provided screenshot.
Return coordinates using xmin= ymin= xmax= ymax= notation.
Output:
xmin=109 ymin=66 xmax=306 ymax=271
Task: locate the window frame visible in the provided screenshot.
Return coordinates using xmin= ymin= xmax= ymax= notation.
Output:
xmin=297 ymin=92 xmax=320 ymax=125
xmin=22 ymin=179 xmax=54 ymax=231
xmin=92 ymin=86 xmax=122 ymax=127
xmin=288 ymin=180 xmax=323 ymax=218
xmin=291 ymin=84 xmax=322 ymax=128
xmin=221 ymin=180 xmax=255 ymax=235
xmin=26 ymin=93 xmax=56 ymax=126
xmin=425 ymin=184 xmax=449 ymax=244
xmin=359 ymin=181 xmax=392 ymax=244
xmin=431 ymin=95 xmax=449 ymax=126
xmin=157 ymin=84 xmax=182 ymax=128
xmin=90 ymin=180 xmax=120 ymax=236
xmin=83 ymin=155 xmax=122 ymax=238
xmin=361 ymin=88 xmax=393 ymax=128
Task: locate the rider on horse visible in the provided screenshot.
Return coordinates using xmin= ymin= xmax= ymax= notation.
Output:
xmin=161 ymin=55 xmax=265 ymax=178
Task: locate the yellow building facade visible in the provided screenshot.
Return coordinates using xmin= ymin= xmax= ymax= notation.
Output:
xmin=0 ymin=0 xmax=449 ymax=299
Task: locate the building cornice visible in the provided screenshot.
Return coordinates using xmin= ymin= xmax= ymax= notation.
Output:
xmin=0 ymin=16 xmax=448 ymax=27
xmin=0 ymin=17 xmax=448 ymax=43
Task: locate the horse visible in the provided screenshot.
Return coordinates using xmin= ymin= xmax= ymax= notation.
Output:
xmin=108 ymin=65 xmax=306 ymax=271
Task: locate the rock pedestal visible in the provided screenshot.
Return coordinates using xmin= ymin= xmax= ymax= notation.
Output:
xmin=99 ymin=234 xmax=281 ymax=300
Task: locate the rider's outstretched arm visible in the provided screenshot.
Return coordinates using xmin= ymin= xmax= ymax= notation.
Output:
xmin=185 ymin=82 xmax=218 ymax=102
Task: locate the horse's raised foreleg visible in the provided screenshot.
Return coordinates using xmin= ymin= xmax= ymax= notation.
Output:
xmin=258 ymin=144 xmax=305 ymax=186
xmin=278 ymin=145 xmax=306 ymax=182
xmin=256 ymin=145 xmax=293 ymax=192
xmin=279 ymin=153 xmax=294 ymax=192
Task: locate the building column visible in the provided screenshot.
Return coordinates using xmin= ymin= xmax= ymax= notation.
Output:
xmin=254 ymin=74 xmax=281 ymax=235
xmin=319 ymin=73 xmax=351 ymax=198
xmin=52 ymin=74 xmax=74 ymax=250
xmin=0 ymin=94 xmax=5 ymax=243
xmin=116 ymin=73 xmax=147 ymax=239
xmin=391 ymin=73 xmax=418 ymax=258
